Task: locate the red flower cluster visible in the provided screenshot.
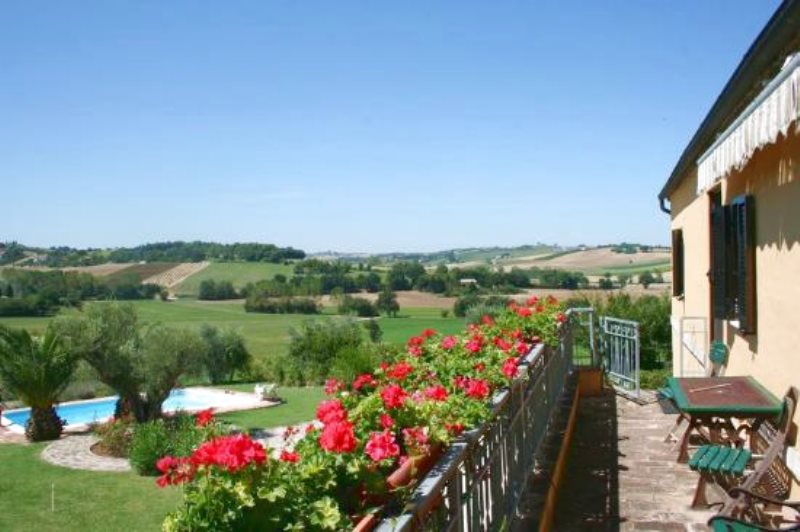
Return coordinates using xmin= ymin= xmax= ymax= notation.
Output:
xmin=516 ymin=307 xmax=532 ymax=318
xmin=191 ymin=434 xmax=267 ymax=473
xmin=556 ymin=312 xmax=567 ymax=324
xmin=316 ymin=399 xmax=348 ymax=425
xmin=324 ymin=378 xmax=344 ymax=395
xmin=408 ymin=345 xmax=423 ymax=357
xmin=421 ymin=328 xmax=437 ymax=338
xmin=456 ymin=377 xmax=490 ymax=399
xmin=515 ymin=342 xmax=530 ymax=356
xmin=195 ymin=408 xmax=214 ymax=427
xmin=502 ymin=358 xmax=519 ymax=380
xmin=156 ymin=456 xmax=195 ymax=487
xmin=380 ymin=384 xmax=409 ymax=409
xmin=364 ymin=430 xmax=400 ymax=462
xmin=352 ymin=373 xmax=377 ymax=391
xmin=465 ymin=334 xmax=485 ymax=354
xmin=423 ymin=385 xmax=448 ymax=402
xmin=481 ymin=315 xmax=495 ymax=326
xmin=319 ymin=421 xmax=357 ymax=453
xmin=279 ymin=450 xmax=300 ymax=463
xmin=493 ymin=337 xmax=512 ymax=352
xmin=441 ymin=335 xmax=458 ymax=350
xmin=387 ymin=361 xmax=414 ymax=381
xmin=380 ymin=413 xmax=395 ymax=429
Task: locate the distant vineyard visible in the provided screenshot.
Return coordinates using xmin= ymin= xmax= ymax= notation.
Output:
xmin=107 ymin=262 xmax=181 ymax=283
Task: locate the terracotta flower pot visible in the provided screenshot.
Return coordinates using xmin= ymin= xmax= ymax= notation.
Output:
xmin=386 ymin=443 xmax=444 ymax=490
xmin=352 ymin=512 xmax=379 ymax=532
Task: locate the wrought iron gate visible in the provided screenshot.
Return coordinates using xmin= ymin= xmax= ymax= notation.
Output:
xmin=599 ymin=316 xmax=640 ymax=397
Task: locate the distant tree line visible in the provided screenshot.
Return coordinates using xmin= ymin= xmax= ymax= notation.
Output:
xmin=0 ymin=242 xmax=26 ymax=265
xmin=24 ymin=241 xmax=306 ymax=267
xmin=0 ymin=269 xmax=163 ymax=316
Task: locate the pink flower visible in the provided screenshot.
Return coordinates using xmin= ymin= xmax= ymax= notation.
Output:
xmin=319 ymin=420 xmax=357 ymax=453
xmin=364 ymin=430 xmax=400 ymax=462
xmin=465 ymin=339 xmax=482 ymax=353
xmin=316 ymin=399 xmax=348 ymax=425
xmin=441 ymin=336 xmax=458 ymax=350
xmin=380 ymin=384 xmax=408 ymax=409
xmin=407 ymin=345 xmax=423 ymax=357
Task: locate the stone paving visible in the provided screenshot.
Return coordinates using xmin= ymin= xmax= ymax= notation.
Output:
xmin=514 ymin=387 xmax=714 ymax=531
xmin=0 ymin=425 xmax=26 ymax=444
xmin=41 ymin=435 xmax=131 ymax=472
xmin=557 ymin=389 xmax=714 ymax=531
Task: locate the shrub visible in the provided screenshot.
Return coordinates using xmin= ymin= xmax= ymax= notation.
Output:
xmin=244 ymin=296 xmax=319 ymax=314
xmin=338 ymin=296 xmax=378 ymax=317
xmin=94 ymin=416 xmax=136 ymax=457
xmin=198 ymin=280 xmax=238 ymax=301
xmin=199 ymin=325 xmax=251 ymax=384
xmin=640 ymin=368 xmax=671 ymax=390
xmin=129 ymin=413 xmax=214 ymax=475
xmin=330 ymin=344 xmax=380 ymax=383
xmin=362 ymin=319 xmax=382 ymax=343
xmin=286 ymin=320 xmax=364 ymax=385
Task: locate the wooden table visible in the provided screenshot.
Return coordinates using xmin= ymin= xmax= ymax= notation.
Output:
xmin=665 ymin=376 xmax=783 ymax=463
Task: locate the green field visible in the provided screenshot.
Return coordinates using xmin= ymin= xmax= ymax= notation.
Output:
xmin=175 ymin=261 xmax=295 ymax=297
xmin=0 ymin=300 xmax=465 ymax=364
xmin=0 ymin=443 xmax=179 ymax=532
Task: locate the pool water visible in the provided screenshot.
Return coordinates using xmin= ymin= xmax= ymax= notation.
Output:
xmin=3 ymin=389 xmax=218 ymax=428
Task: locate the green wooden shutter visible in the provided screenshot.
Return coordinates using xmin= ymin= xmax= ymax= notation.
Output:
xmin=731 ymin=195 xmax=756 ymax=333
xmin=672 ymin=229 xmax=684 ymax=297
xmin=710 ymin=199 xmax=729 ymax=319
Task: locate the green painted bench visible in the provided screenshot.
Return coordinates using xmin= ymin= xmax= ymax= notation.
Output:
xmin=702 ymin=387 xmax=799 ymax=529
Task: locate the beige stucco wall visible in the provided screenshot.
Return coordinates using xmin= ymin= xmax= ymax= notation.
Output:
xmin=668 ymin=127 xmax=800 ymax=468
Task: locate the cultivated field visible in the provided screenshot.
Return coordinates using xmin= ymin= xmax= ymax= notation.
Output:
xmin=143 ymin=261 xmax=209 ymax=288
xmin=174 ymin=261 xmax=295 ymax=297
xmin=508 ymin=247 xmax=671 ymax=274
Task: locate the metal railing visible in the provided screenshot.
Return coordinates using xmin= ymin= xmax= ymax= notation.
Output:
xmin=376 ymin=310 xmax=581 ymax=531
xmin=599 ymin=316 xmax=640 ymax=397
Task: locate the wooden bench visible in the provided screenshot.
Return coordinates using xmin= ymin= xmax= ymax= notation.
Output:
xmin=708 ymin=487 xmax=800 ymax=531
xmin=693 ymin=386 xmax=798 ymax=523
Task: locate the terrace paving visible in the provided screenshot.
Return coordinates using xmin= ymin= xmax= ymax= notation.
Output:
xmin=514 ymin=388 xmax=714 ymax=531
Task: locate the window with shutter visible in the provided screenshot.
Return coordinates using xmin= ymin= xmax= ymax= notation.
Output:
xmin=710 ymin=193 xmax=728 ymax=319
xmin=709 ymin=192 xmax=757 ymax=333
xmin=730 ymin=195 xmax=756 ymax=333
xmin=672 ymin=229 xmax=684 ymax=297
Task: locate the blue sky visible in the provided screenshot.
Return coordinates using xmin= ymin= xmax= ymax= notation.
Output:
xmin=1 ymin=1 xmax=781 ymax=253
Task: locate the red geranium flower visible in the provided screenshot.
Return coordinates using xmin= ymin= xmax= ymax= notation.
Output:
xmin=502 ymin=358 xmax=519 ymax=379
xmin=316 ymin=399 xmax=348 ymax=425
xmin=556 ymin=312 xmax=567 ymax=323
xmin=388 ymin=361 xmax=414 ymax=381
xmin=526 ymin=296 xmax=539 ymax=307
xmin=463 ymin=378 xmax=490 ymax=399
xmin=421 ymin=328 xmax=437 ymax=338
xmin=407 ymin=335 xmax=425 ymax=347
xmin=407 ymin=345 xmax=423 ymax=357
xmin=195 ymin=408 xmax=214 ymax=427
xmin=445 ymin=422 xmax=465 ymax=436
xmin=380 ymin=384 xmax=408 ymax=409
xmin=190 ymin=434 xmax=267 ymax=473
xmin=473 ymin=362 xmax=485 ymax=372
xmin=319 ymin=420 xmax=357 ymax=453
xmin=515 ymin=342 xmax=530 ymax=355
xmin=441 ymin=335 xmax=458 ymax=350
xmin=493 ymin=337 xmax=512 ymax=352
xmin=155 ymin=455 xmax=196 ymax=487
xmin=279 ymin=450 xmax=300 ymax=463
xmin=324 ymin=378 xmax=344 ymax=395
xmin=517 ymin=307 xmax=532 ymax=318
xmin=380 ymin=413 xmax=395 ymax=429
xmin=352 ymin=373 xmax=377 ymax=391
xmin=481 ymin=315 xmax=494 ymax=326
xmin=364 ymin=430 xmax=400 ymax=462
xmin=423 ymin=385 xmax=448 ymax=402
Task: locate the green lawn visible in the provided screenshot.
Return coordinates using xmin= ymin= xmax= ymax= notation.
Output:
xmin=215 ymin=385 xmax=325 ymax=430
xmin=175 ymin=261 xmax=294 ymax=297
xmin=0 ymin=301 xmax=465 ymax=364
xmin=0 ymin=443 xmax=179 ymax=531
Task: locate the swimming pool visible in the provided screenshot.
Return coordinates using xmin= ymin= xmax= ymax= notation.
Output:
xmin=1 ymin=388 xmax=262 ymax=432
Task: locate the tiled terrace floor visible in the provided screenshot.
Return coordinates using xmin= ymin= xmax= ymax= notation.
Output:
xmin=553 ymin=389 xmax=715 ymax=531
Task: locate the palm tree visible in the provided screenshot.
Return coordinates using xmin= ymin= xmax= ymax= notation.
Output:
xmin=0 ymin=326 xmax=76 ymax=441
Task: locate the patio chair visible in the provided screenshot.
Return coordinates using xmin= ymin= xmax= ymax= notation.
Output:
xmin=662 ymin=340 xmax=729 ymax=444
xmin=690 ymin=386 xmax=798 ymax=509
xmin=708 ymin=487 xmax=800 ymax=531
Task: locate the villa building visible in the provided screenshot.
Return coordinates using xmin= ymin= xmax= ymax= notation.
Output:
xmin=659 ymin=0 xmax=800 ymax=478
